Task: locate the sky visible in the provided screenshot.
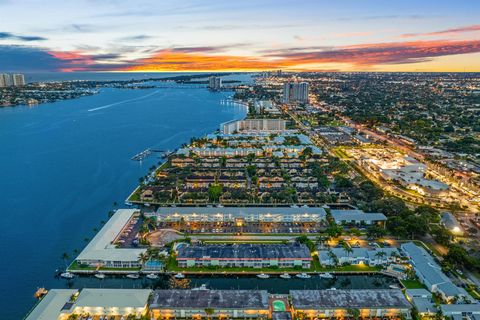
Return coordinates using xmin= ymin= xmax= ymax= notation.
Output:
xmin=1 ymin=0 xmax=480 ymax=72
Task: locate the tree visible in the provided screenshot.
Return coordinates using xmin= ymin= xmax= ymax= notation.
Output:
xmin=208 ymin=184 xmax=223 ymax=202
xmin=347 ymin=308 xmax=360 ymax=320
xmin=204 ymin=308 xmax=215 ymax=319
xmin=327 ymin=249 xmax=339 ymax=267
xmin=367 ymin=225 xmax=387 ymax=239
xmin=414 ymin=205 xmax=441 ymax=223
xmin=326 ymin=223 xmax=343 ymax=238
xmin=430 ymin=225 xmax=453 ymax=246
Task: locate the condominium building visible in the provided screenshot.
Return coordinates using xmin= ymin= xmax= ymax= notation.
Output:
xmin=74 ymin=209 xmax=146 ymax=269
xmin=150 ymin=290 xmax=269 ymax=319
xmin=0 ymin=73 xmax=11 ymax=87
xmin=25 ymin=289 xmax=152 ymax=320
xmin=283 ymin=82 xmax=309 ymax=104
xmin=177 ymin=243 xmax=312 ymax=269
xmin=220 ymin=119 xmax=287 ymax=134
xmin=319 ymin=247 xmax=399 ymax=266
xmin=400 ymin=242 xmax=472 ymax=302
xmin=0 ymin=73 xmax=25 ymax=86
xmin=208 ymin=76 xmax=222 ymax=90
xmin=330 ymin=209 xmax=387 ymax=227
xmin=290 ymin=289 xmax=411 ymax=319
xmin=12 ymin=73 xmax=26 ymax=86
xmin=148 ymin=206 xmax=327 ymax=223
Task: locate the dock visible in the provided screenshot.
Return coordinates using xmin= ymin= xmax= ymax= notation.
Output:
xmin=131 ymin=149 xmax=152 ymax=161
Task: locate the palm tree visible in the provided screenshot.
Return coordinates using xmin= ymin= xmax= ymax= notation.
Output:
xmin=138 ymin=252 xmax=149 ymax=266
xmin=347 ymin=308 xmax=360 ymax=320
xmin=342 ymin=242 xmax=353 ymax=262
xmin=204 ymin=308 xmax=215 ymax=320
xmin=327 ymin=249 xmax=339 ymax=267
xmin=375 ymin=251 xmax=387 ymax=265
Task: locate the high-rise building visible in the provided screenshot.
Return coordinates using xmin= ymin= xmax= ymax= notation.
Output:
xmin=283 ymin=82 xmax=309 ymax=104
xmin=12 ymin=74 xmax=26 ymax=86
xmin=0 ymin=73 xmax=26 ymax=87
xmin=0 ymin=73 xmax=12 ymax=87
xmin=208 ymin=76 xmax=222 ymax=91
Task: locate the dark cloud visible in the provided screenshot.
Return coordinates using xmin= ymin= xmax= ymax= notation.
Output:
xmin=0 ymin=45 xmax=65 ymax=72
xmin=118 ymin=35 xmax=153 ymax=41
xmin=0 ymin=32 xmax=47 ymax=41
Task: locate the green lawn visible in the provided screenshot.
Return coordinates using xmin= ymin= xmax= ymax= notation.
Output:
xmin=401 ymin=279 xmax=425 ymax=289
xmin=68 ymin=260 xmax=141 ymax=272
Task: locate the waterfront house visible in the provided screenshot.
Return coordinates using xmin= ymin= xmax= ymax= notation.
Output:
xmin=318 ymin=247 xmax=399 ymax=266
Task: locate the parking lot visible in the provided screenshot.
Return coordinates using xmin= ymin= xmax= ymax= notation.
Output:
xmin=157 ymin=221 xmax=324 ymax=235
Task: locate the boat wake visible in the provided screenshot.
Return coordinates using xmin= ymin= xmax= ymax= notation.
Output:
xmin=87 ymin=90 xmax=160 ymax=112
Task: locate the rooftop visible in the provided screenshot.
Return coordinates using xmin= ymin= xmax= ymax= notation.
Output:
xmin=177 ymin=243 xmax=312 ymax=260
xmin=290 ymin=289 xmax=411 ymax=309
xmin=76 ymin=209 xmax=146 ymax=263
xmin=330 ymin=209 xmax=387 ymax=222
xmin=73 ymin=288 xmax=151 ymax=309
xmin=25 ymin=289 xmax=77 ymax=320
xmin=155 ymin=206 xmax=326 ymax=217
xmin=150 ymin=290 xmax=269 ymax=309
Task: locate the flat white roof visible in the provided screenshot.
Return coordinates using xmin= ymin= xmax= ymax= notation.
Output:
xmin=74 ymin=288 xmax=151 ymax=309
xmin=76 ymin=209 xmax=146 ymax=262
xmin=25 ymin=289 xmax=76 ymax=320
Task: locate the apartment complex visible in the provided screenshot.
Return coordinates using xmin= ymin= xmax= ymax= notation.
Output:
xmin=177 ymin=243 xmax=312 ymax=269
xmin=0 ymin=73 xmax=25 ymax=87
xmin=283 ymin=82 xmax=309 ymax=104
xmin=25 ymin=289 xmax=151 ymax=320
xmin=148 ymin=206 xmax=327 ymax=223
xmin=221 ymin=119 xmax=287 ymax=134
xmin=150 ymin=290 xmax=269 ymax=319
xmin=290 ymin=289 xmax=411 ymax=319
xmin=208 ymin=76 xmax=222 ymax=90
xmin=73 ymin=209 xmax=146 ymax=269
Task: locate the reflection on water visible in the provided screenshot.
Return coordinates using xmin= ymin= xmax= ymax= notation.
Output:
xmin=55 ymin=273 xmax=398 ymax=294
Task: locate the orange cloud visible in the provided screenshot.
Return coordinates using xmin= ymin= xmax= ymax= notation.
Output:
xmin=123 ymin=39 xmax=480 ymax=71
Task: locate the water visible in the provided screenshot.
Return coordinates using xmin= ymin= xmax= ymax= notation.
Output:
xmin=22 ymin=72 xmax=254 ymax=83
xmin=0 ymin=83 xmax=246 ymax=319
xmin=49 ymin=273 xmax=398 ymax=293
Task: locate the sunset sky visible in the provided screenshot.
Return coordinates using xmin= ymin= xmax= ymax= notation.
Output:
xmin=1 ymin=0 xmax=480 ymax=72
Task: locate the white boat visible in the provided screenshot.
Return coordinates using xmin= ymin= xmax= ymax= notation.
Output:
xmin=257 ymin=273 xmax=270 ymax=279
xmin=146 ymin=273 xmax=159 ymax=280
xmin=60 ymin=272 xmax=74 ymax=279
xmin=94 ymin=273 xmax=106 ymax=279
xmin=296 ymin=273 xmax=311 ymax=279
xmin=174 ymin=273 xmax=185 ymax=279
xmin=389 ymin=284 xmax=400 ymax=289
xmin=192 ymin=284 xmax=208 ymax=290
xmin=126 ymin=273 xmax=140 ymax=279
xmin=327 ymin=287 xmax=337 ymax=291
xmin=279 ymin=273 xmax=291 ymax=279
xmin=319 ymin=272 xmax=334 ymax=279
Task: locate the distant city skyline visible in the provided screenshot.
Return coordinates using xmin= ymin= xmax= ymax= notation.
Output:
xmin=1 ymin=0 xmax=480 ymax=72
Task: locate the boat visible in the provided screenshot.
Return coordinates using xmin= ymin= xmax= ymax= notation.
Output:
xmin=296 ymin=273 xmax=311 ymax=279
xmin=192 ymin=284 xmax=208 ymax=290
xmin=327 ymin=287 xmax=337 ymax=291
xmin=60 ymin=272 xmax=74 ymax=279
xmin=279 ymin=273 xmax=291 ymax=279
xmin=94 ymin=273 xmax=106 ymax=279
xmin=34 ymin=288 xmax=48 ymax=299
xmin=319 ymin=272 xmax=334 ymax=279
xmin=389 ymin=284 xmax=401 ymax=289
xmin=257 ymin=273 xmax=270 ymax=279
xmin=126 ymin=273 xmax=140 ymax=279
xmin=174 ymin=273 xmax=185 ymax=279
xmin=146 ymin=273 xmax=159 ymax=280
